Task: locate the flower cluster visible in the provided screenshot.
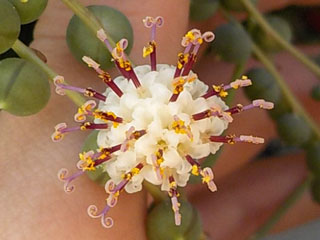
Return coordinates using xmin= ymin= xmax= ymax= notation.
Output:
xmin=52 ymin=16 xmax=273 ymax=228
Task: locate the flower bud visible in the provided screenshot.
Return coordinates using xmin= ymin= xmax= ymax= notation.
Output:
xmin=82 ymin=131 xmax=110 ymax=186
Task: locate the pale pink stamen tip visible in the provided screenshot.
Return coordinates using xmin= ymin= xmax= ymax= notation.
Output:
xmin=202 ymin=31 xmax=215 ymax=42
xmin=231 ymin=79 xmax=252 ymax=89
xmin=53 ymin=75 xmax=66 ymax=95
xmin=54 ymin=122 xmax=67 ymax=131
xmin=58 ymin=168 xmax=68 ymax=181
xmin=240 ymin=135 xmax=265 ymax=144
xmin=82 ymin=56 xmax=100 ymax=69
xmin=143 ymin=16 xmax=164 ymax=28
xmin=253 ymin=99 xmax=274 ymax=110
xmin=102 ymin=216 xmax=114 ymax=228
xmin=175 ymin=213 xmax=182 ymax=226
xmin=97 ymin=29 xmax=107 ymax=42
xmin=107 ymin=195 xmax=118 ymax=208
xmin=208 ymin=181 xmax=218 ymax=192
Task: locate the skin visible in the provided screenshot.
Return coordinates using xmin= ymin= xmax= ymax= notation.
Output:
xmin=1 ymin=0 xmax=320 ymax=239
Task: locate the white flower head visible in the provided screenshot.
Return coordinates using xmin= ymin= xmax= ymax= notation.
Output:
xmin=53 ymin=17 xmax=273 ymax=228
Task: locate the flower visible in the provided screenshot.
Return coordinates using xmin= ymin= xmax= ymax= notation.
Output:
xmin=52 ymin=16 xmax=273 ymax=228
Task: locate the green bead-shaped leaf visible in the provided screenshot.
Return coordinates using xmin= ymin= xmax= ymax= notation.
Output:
xmin=210 ymin=22 xmax=252 ymax=64
xmin=82 ymin=130 xmax=110 ymax=186
xmin=219 ymin=0 xmax=257 ymax=12
xmin=276 ymin=113 xmax=312 ymax=146
xmin=0 ymin=0 xmax=20 ymax=54
xmin=8 ymin=0 xmax=48 ymax=24
xmin=67 ymin=5 xmax=133 ymax=70
xmin=253 ymin=15 xmax=292 ymax=53
xmin=0 ymin=58 xmax=50 ymax=116
xmin=147 ymin=200 xmax=202 ymax=240
xmin=190 ymin=0 xmax=219 ymax=21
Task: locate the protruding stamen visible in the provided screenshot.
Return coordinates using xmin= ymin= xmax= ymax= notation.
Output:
xmin=93 ymin=111 xmax=124 ymax=127
xmin=201 ymin=167 xmax=217 ymax=192
xmin=74 ymin=100 xmax=97 ymax=122
xmin=53 ymin=76 xmax=106 ymax=101
xmin=121 ymin=126 xmax=147 ymax=152
xmin=202 ymin=76 xmax=252 ymax=99
xmin=168 ymin=176 xmax=181 ymax=226
xmin=84 ymin=88 xmax=107 ymax=101
xmin=143 ymin=16 xmax=164 ymax=71
xmin=226 ymin=99 xmax=274 ymax=116
xmin=170 ymin=74 xmax=197 ymax=102
xmin=180 ymin=30 xmax=215 ymax=77
xmin=112 ymin=39 xmax=141 ymax=88
xmin=209 ymin=134 xmax=264 ymax=144
xmin=151 ymin=149 xmax=164 ymax=181
xmin=96 ymin=29 xmax=113 ymax=52
xmin=82 ymin=56 xmax=124 ymax=97
xmin=192 ymin=107 xmax=233 ymax=123
xmin=172 ymin=115 xmax=193 ymax=140
xmin=58 ymin=168 xmax=85 ymax=193
xmin=51 ymin=122 xmax=108 ymax=142
xmin=185 ymin=155 xmax=217 ymax=192
xmin=88 ymin=162 xmax=144 ymax=228
xmin=87 ymin=204 xmax=114 ymax=229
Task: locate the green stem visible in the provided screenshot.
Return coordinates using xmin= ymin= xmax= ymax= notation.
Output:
xmin=143 ymin=181 xmax=167 ymax=203
xmin=240 ymin=0 xmax=320 ymax=80
xmin=252 ymin=43 xmax=320 ymax=139
xmin=248 ymin=175 xmax=312 ymax=240
xmin=11 ymin=39 xmax=85 ymax=106
xmin=60 ymin=0 xmax=116 ymax=49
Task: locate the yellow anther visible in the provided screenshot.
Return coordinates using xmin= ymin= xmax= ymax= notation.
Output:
xmin=170 ymin=181 xmax=177 ymax=188
xmin=122 ymin=173 xmax=132 ymax=180
xmin=185 ymin=31 xmax=196 ymax=42
xmin=116 ymin=42 xmax=123 ymax=54
xmin=242 ymin=75 xmax=248 ymax=80
xmin=131 ymin=167 xmax=140 ymax=176
xmin=212 ymin=85 xmax=228 ymax=97
xmin=197 ymin=38 xmax=203 ymax=44
xmin=177 ymin=53 xmax=189 ymax=69
xmin=226 ymin=135 xmax=236 ymax=144
xmin=114 ymin=191 xmax=120 ymax=198
xmin=156 ymin=157 xmax=164 ymax=165
xmin=80 ymin=122 xmax=90 ymax=131
xmin=117 ymin=59 xmax=132 ymax=71
xmin=202 ymin=175 xmax=211 ymax=184
xmin=53 ymin=133 xmax=63 ymax=141
xmin=143 ymin=42 xmax=155 ymax=58
xmin=191 ymin=165 xmax=199 ymax=176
